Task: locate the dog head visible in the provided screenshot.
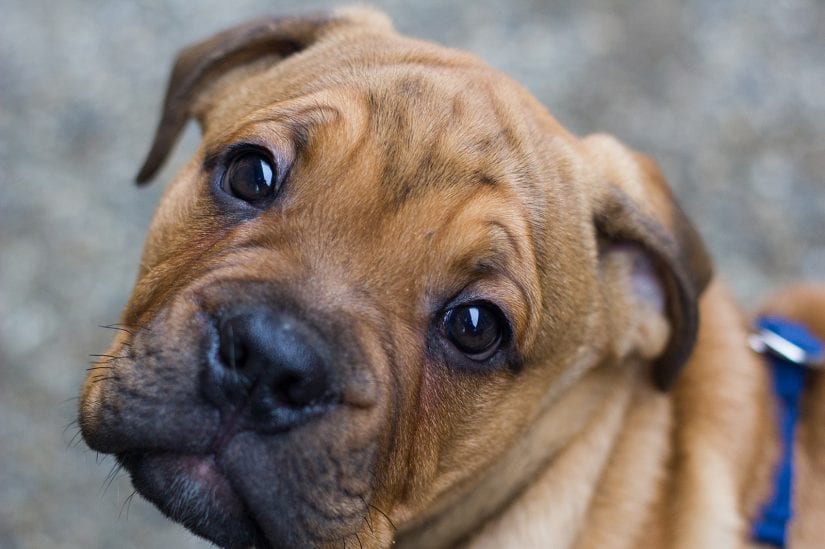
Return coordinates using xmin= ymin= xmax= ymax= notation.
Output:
xmin=79 ymin=8 xmax=711 ymax=548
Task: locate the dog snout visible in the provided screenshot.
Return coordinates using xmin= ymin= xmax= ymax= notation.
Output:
xmin=204 ymin=308 xmax=338 ymax=431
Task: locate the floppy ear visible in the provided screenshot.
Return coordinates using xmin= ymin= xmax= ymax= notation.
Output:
xmin=135 ymin=7 xmax=392 ymax=184
xmin=583 ymin=134 xmax=713 ymax=390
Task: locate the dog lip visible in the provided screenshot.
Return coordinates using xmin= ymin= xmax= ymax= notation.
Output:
xmin=119 ymin=451 xmax=268 ymax=548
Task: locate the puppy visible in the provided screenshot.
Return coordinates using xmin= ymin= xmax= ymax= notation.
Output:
xmin=79 ymin=7 xmax=825 ymax=548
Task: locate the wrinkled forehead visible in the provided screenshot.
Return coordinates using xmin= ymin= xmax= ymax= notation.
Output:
xmin=141 ymin=42 xmax=592 ymax=350
xmin=362 ymin=67 xmax=542 ymax=207
xmin=200 ymin=51 xmax=570 ymax=219
xmin=189 ymin=40 xmax=591 ymax=283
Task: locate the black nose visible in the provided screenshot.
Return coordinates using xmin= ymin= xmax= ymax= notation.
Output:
xmin=206 ymin=309 xmax=335 ymax=429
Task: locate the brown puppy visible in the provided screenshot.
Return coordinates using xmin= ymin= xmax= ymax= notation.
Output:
xmin=78 ymin=7 xmax=825 ymax=548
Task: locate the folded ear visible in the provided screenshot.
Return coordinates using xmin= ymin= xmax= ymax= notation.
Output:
xmin=135 ymin=7 xmax=393 ymax=184
xmin=583 ymin=134 xmax=713 ymax=390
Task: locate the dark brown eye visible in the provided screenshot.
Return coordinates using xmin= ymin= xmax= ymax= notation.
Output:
xmin=222 ymin=152 xmax=278 ymax=203
xmin=443 ymin=302 xmax=504 ymax=361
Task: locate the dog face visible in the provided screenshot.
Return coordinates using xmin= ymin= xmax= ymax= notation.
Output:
xmin=79 ymin=8 xmax=711 ymax=548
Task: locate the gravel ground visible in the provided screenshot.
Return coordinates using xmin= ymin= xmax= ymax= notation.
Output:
xmin=1 ymin=0 xmax=823 ymax=547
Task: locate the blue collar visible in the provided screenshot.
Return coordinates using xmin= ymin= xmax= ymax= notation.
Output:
xmin=749 ymin=316 xmax=824 ymax=547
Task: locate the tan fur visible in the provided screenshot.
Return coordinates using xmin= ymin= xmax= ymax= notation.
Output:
xmin=79 ymin=7 xmax=825 ymax=548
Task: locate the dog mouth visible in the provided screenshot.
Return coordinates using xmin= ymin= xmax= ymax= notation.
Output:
xmin=119 ymin=451 xmax=271 ymax=549
xmin=84 ymin=283 xmax=388 ymax=548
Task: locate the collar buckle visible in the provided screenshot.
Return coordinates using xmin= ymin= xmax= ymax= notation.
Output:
xmin=749 ymin=317 xmax=825 ymax=369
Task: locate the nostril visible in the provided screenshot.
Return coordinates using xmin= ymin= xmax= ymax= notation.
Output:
xmin=274 ymin=360 xmax=330 ymax=408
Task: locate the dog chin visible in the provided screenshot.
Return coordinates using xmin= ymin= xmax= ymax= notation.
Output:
xmin=120 ymin=452 xmax=270 ymax=549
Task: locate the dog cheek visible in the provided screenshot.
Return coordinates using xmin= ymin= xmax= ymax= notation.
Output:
xmin=138 ymin=157 xmax=213 ymax=279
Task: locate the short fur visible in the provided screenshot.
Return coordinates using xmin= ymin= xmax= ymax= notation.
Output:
xmin=79 ymin=7 xmax=825 ymax=548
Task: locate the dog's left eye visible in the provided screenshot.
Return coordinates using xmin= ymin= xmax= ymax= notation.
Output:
xmin=443 ymin=302 xmax=505 ymax=361
xmin=222 ymin=152 xmax=279 ymax=203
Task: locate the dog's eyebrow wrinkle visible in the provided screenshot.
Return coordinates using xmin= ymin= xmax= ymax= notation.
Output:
xmin=364 ymin=72 xmax=525 ymax=208
xmin=283 ymin=102 xmax=343 ymax=154
xmin=438 ymin=215 xmax=523 ymax=281
xmin=485 ymin=219 xmax=525 ymax=263
xmin=368 ymin=77 xmax=541 ymax=215
xmin=202 ymin=102 xmax=341 ymax=163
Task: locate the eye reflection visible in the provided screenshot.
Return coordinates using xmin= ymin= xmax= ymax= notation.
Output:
xmin=222 ymin=152 xmax=278 ymax=203
xmin=443 ymin=302 xmax=503 ymax=360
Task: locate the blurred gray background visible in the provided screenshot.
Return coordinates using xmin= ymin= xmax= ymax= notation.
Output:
xmin=1 ymin=0 xmax=824 ymax=547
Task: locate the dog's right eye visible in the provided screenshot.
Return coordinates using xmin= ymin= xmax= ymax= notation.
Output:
xmin=221 ymin=152 xmax=279 ymax=204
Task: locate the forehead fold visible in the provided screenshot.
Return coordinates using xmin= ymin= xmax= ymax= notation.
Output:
xmin=361 ymin=67 xmax=532 ymax=206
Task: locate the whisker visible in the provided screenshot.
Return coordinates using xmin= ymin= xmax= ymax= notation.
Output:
xmin=119 ymin=490 xmax=138 ymax=520
xmin=99 ymin=324 xmax=135 ymax=336
xmin=67 ymin=428 xmax=84 ymax=449
xmin=355 ymin=533 xmax=363 ymax=549
xmin=86 ymin=366 xmax=113 ymax=372
xmin=91 ymin=376 xmax=115 ymax=384
xmin=368 ymin=502 xmax=396 ymax=532
xmin=99 ymin=322 xmax=152 ymax=338
xmin=101 ymin=462 xmax=124 ymax=496
xmin=62 ymin=419 xmax=79 ymax=435
xmin=88 ymin=358 xmax=123 ymax=366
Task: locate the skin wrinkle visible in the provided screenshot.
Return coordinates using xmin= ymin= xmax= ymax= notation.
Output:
xmin=203 ymin=99 xmax=341 ymax=175
xmin=125 ymin=203 xmax=233 ymax=328
xmin=296 ymin=480 xmax=361 ymax=532
xmin=82 ymin=8 xmax=825 ymax=549
xmin=393 ymin=305 xmax=431 ymax=507
xmin=485 ymin=219 xmax=525 ymax=264
xmin=333 ymin=92 xmax=374 ymax=176
xmin=117 ymin=44 xmax=560 ymax=536
xmin=417 ymin=191 xmax=539 ymax=350
xmin=368 ymin=298 xmax=408 ymax=508
xmin=477 ymin=366 xmax=641 ymax=549
xmin=363 ymin=70 xmax=528 ymax=209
